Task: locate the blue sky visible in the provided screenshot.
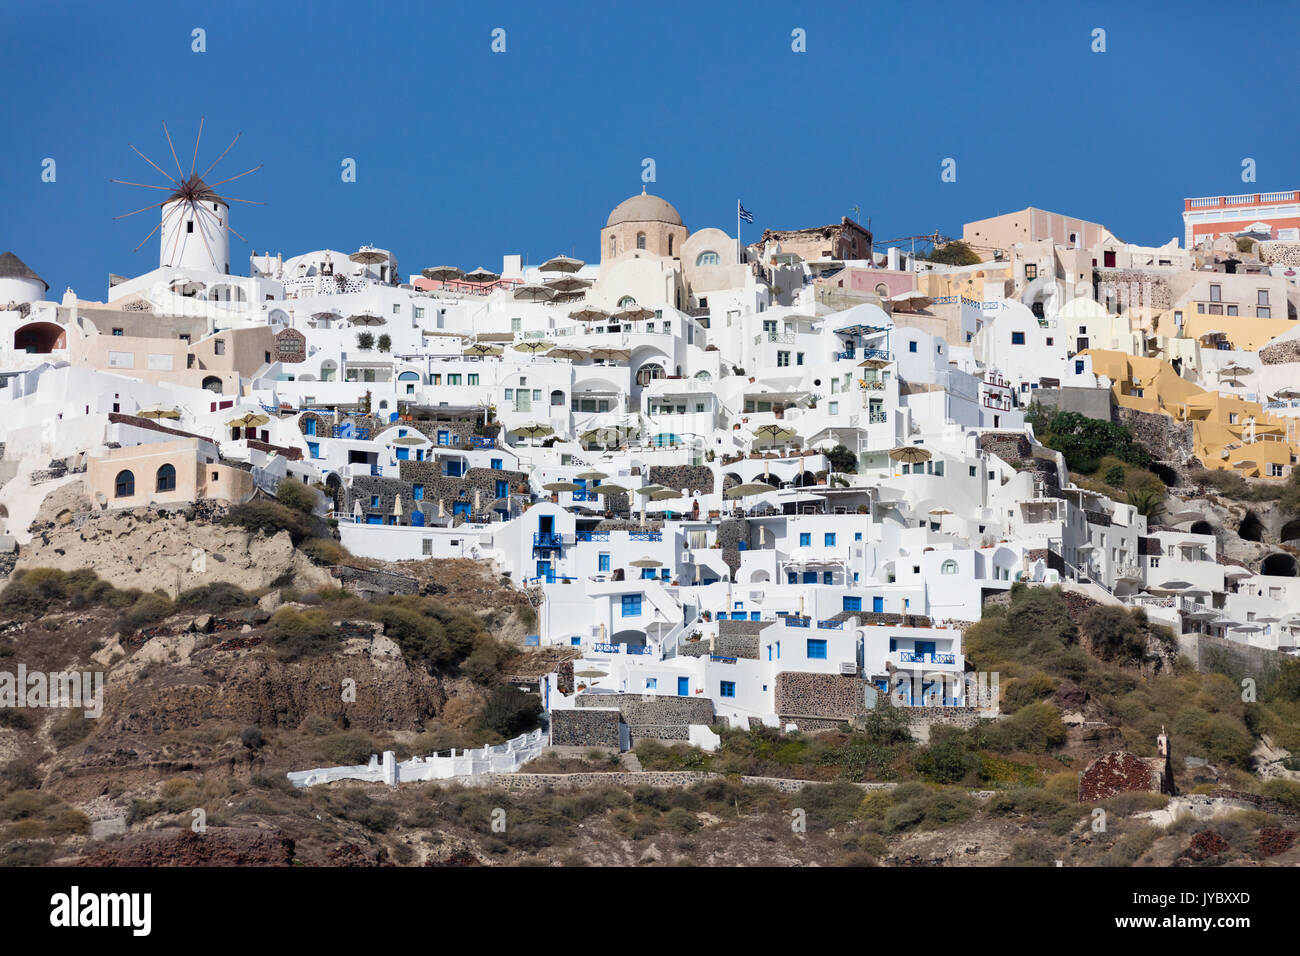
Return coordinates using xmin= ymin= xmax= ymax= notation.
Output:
xmin=3 ymin=0 xmax=1297 ymax=297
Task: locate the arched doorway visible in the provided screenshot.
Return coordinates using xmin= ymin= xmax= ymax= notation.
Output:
xmin=13 ymin=322 xmax=65 ymax=353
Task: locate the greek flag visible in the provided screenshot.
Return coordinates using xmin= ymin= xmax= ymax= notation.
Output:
xmin=738 ymin=201 xmax=754 ymax=224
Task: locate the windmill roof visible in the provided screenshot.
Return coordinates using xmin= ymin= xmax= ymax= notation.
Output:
xmin=0 ymin=252 xmax=48 ymax=291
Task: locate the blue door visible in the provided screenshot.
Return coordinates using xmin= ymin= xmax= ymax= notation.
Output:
xmin=453 ymin=501 xmax=470 ymax=517
xmin=872 ymin=596 xmax=884 ymax=613
xmin=677 ymin=677 xmax=689 ymax=696
xmin=495 ymin=479 xmax=509 ymax=499
xmin=410 ymin=510 xmax=425 ymax=527
xmin=536 ymin=560 xmax=552 ymax=583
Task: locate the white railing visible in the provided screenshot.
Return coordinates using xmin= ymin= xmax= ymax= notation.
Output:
xmin=287 ymin=729 xmax=545 ymax=788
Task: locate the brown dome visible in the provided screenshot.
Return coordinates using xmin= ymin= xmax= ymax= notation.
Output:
xmin=606 ymin=188 xmax=683 ymax=228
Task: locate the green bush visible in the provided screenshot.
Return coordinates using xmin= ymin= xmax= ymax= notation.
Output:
xmin=176 ymin=581 xmax=256 ymax=612
xmin=275 ymin=478 xmax=319 ymax=514
xmin=119 ymin=591 xmax=175 ymax=632
xmin=479 ymin=686 xmax=542 ymax=738
xmin=223 ymin=500 xmax=312 ymax=544
xmin=318 ymin=732 xmax=376 ymax=766
xmin=1028 ymin=408 xmax=1149 ymax=473
xmin=263 ymin=607 xmax=340 ymax=660
xmin=1104 ymin=464 xmax=1126 ymax=487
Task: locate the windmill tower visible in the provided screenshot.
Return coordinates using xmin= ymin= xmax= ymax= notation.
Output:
xmin=113 ymin=119 xmax=263 ymax=275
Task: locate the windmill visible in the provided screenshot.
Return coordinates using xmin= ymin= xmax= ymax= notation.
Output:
xmin=112 ymin=118 xmax=264 ymax=274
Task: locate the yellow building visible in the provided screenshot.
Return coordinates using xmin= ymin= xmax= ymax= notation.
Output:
xmin=1085 ymin=349 xmax=1297 ymax=479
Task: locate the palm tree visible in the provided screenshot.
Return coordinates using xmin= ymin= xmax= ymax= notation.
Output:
xmin=1126 ymin=488 xmax=1166 ymax=525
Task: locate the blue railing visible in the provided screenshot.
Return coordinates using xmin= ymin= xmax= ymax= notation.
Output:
xmin=468 ymin=436 xmax=495 ymax=448
xmin=861 ymin=348 xmax=891 ymax=361
xmin=709 ymin=655 xmax=738 ymax=664
xmin=369 ymin=464 xmax=382 ymax=476
xmin=817 ymin=619 xmax=844 ymax=629
xmin=628 ymin=531 xmax=663 ymax=542
xmin=836 ymin=349 xmax=855 ymax=360
xmin=785 ymin=617 xmax=811 ymax=628
xmin=898 ymin=651 xmax=956 ymax=664
xmin=575 ymin=530 xmax=610 ymax=542
xmin=533 ymin=532 xmax=563 ymax=549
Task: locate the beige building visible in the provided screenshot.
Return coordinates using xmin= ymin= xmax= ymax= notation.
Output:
xmin=87 ymin=436 xmax=255 ymax=510
xmin=963 ymin=207 xmax=1114 ymax=260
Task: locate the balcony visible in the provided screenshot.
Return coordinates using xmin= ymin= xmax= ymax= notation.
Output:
xmin=628 ymin=531 xmax=663 ymax=542
xmin=861 ymin=348 xmax=891 ymax=361
xmin=785 ymin=617 xmax=811 ymax=628
xmin=575 ymin=530 xmax=610 ymax=542
xmin=533 ymin=531 xmax=563 ymax=550
xmin=892 ymin=651 xmax=961 ymax=668
xmin=817 ymin=619 xmax=844 ymax=629
xmin=766 ymin=332 xmax=795 ymax=344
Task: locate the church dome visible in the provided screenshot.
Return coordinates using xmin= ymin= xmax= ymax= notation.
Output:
xmin=606 ymin=188 xmax=683 ymax=228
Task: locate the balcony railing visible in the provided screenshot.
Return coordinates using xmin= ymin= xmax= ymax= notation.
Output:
xmin=861 ymin=348 xmax=891 ymax=360
xmin=898 ymin=651 xmax=957 ymax=665
xmin=574 ymin=530 xmax=610 ymax=542
xmin=767 ymin=332 xmax=795 ymax=344
xmin=817 ymin=619 xmax=844 ymax=629
xmin=785 ymin=616 xmax=811 ymax=628
xmin=533 ymin=532 xmax=563 ymax=549
xmin=628 ymin=531 xmax=663 ymax=542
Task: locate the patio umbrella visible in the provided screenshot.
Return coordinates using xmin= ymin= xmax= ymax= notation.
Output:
xmin=137 ymin=405 xmax=180 ymax=420
xmin=543 ymin=481 xmax=581 ymax=493
xmin=1218 ymin=362 xmax=1252 ymax=377
xmin=513 ymin=284 xmax=555 ymax=303
xmin=569 ymin=305 xmax=610 ymax=322
xmin=511 ymin=422 xmax=554 ymax=440
xmin=635 ymin=484 xmax=666 ymax=497
xmin=545 ymin=276 xmax=591 ymax=294
xmin=464 ymin=342 xmax=503 ymax=357
xmin=589 ymin=347 xmax=631 ymax=362
xmin=393 ymin=495 xmax=403 ymax=517
xmin=350 ymin=246 xmax=387 ymax=265
xmin=311 ymin=309 xmax=341 ymax=321
xmin=1151 ymin=580 xmax=1193 ymax=593
xmin=226 ymin=411 xmax=270 ymax=429
xmin=551 ymin=289 xmax=586 ymax=303
xmin=753 ymin=423 xmax=797 ymax=445
xmin=349 ymin=311 xmax=385 ymax=326
xmin=391 ymin=434 xmax=426 ymax=445
xmin=352 ymin=500 xmax=363 ymax=521
xmin=464 ymin=266 xmax=500 ymax=284
xmin=650 ymin=488 xmax=679 ymax=501
xmin=1224 ymin=566 xmax=1253 ymax=578
xmin=630 ymin=557 xmax=662 ymax=568
xmin=422 ymin=265 xmax=464 ymax=282
xmin=580 ymin=426 xmax=624 ymax=445
xmin=576 ymin=470 xmax=609 ymax=481
xmin=888 ymin=445 xmax=932 ymax=464
xmin=540 ymin=254 xmax=584 ymax=273
xmin=929 ymin=507 xmax=953 ymax=516
xmin=725 ymin=482 xmax=777 ymax=499
xmin=1231 ymin=459 xmax=1257 ymax=470
xmin=612 ymin=305 xmax=655 ymax=322
xmin=1270 ymin=386 xmax=1300 ymax=399
xmin=859 ymin=358 xmax=891 ymax=370
xmin=512 ymin=340 xmax=554 ymax=355
xmin=593 ymin=482 xmax=630 ymax=495
xmin=548 ymin=346 xmax=590 ymax=362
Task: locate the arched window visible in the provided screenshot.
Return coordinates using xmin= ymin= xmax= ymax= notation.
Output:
xmin=155 ymin=464 xmax=177 ymax=492
xmin=636 ymin=232 xmax=646 ymax=250
xmin=201 ymin=376 xmax=223 ymax=393
xmin=550 ymin=389 xmax=565 ymax=406
xmin=636 ymin=363 xmax=665 ymax=387
xmin=941 ymin=559 xmax=959 ymax=575
xmin=608 ymin=235 xmax=617 ymax=258
xmin=694 ymin=370 xmax=712 ymax=382
xmin=617 ymin=295 xmax=637 ymax=308
xmin=875 ymin=283 xmax=889 ymax=297
xmin=114 ymin=470 xmax=135 ymax=498
xmin=696 ymin=251 xmax=720 ymax=267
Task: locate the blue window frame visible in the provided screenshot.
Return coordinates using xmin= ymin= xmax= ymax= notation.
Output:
xmin=822 ymin=571 xmax=833 ymax=584
xmin=491 ymin=458 xmax=503 ymax=470
xmin=854 ymin=532 xmax=862 ymax=540
xmin=787 ymin=572 xmax=797 ymax=584
xmin=645 ymin=678 xmax=657 ymax=690
xmin=908 ymin=341 xmax=917 ymax=353
xmin=802 ymin=571 xmax=817 ymax=584
xmin=370 ymin=495 xmax=379 ymax=508
xmin=824 ymin=532 xmax=835 ymax=546
xmin=677 ymin=676 xmax=689 ymax=696
xmin=719 ymin=681 xmax=735 ymax=698
xmin=1011 ymin=331 xmax=1025 ymax=345
xmin=453 ymin=501 xmax=470 ymax=517
xmin=889 ymin=638 xmax=897 ymax=651
xmin=621 ymin=594 xmax=642 ymax=617
xmin=396 ymin=447 xmax=409 ymax=460
xmin=571 ymin=636 xmax=582 ymax=646
xmin=304 ymin=419 xmax=316 ymax=436
xmin=641 ymin=567 xmax=656 ymax=579
xmin=799 ymin=532 xmax=811 ymax=546
xmin=495 ymin=479 xmax=509 ymax=499
xmin=598 ymin=553 xmax=610 ymax=572
xmin=750 ymin=611 xmax=760 ymax=621
xmin=1075 ymin=359 xmax=1085 ymax=374
xmin=306 ymin=441 xmax=320 ymax=459
xmin=807 ymin=639 xmax=827 ymax=659
xmin=843 ymin=596 xmax=861 ymax=612
xmin=873 ymin=596 xmax=884 ymax=612
xmin=412 ymin=484 xmax=424 ymax=500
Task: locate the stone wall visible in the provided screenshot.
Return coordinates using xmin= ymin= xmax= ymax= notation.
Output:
xmin=1117 ymin=407 xmax=1195 ymax=464
xmin=1260 ymin=338 xmax=1300 ymax=365
xmin=442 ymin=770 xmax=897 ymax=794
xmin=1259 ymin=241 xmax=1300 ymax=267
xmin=679 ymin=629 xmax=761 ymax=659
xmin=1094 ymin=269 xmax=1172 ymax=312
xmin=979 ymin=431 xmax=1033 ymax=464
xmin=1177 ymin=632 xmax=1291 ymax=676
xmin=648 ymin=464 xmax=715 ymax=496
xmin=274 ymin=328 xmax=306 ymax=365
xmin=774 ymin=672 xmax=866 ymax=721
xmin=575 ymin=692 xmax=715 ymax=740
xmin=550 ymin=708 xmax=621 ymax=748
xmin=717 ymin=517 xmax=749 ymax=577
xmin=337 ymin=465 xmax=528 ymax=525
